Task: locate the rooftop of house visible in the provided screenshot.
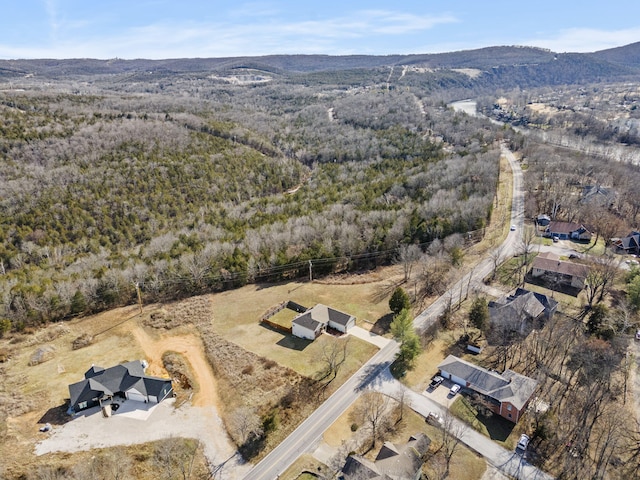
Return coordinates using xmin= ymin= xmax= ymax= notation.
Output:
xmin=342 ymin=433 xmax=431 ymax=480
xmin=546 ymin=221 xmax=588 ymax=235
xmin=438 ymin=355 xmax=538 ymax=410
xmin=489 ymin=288 xmax=558 ymax=322
xmin=69 ymin=361 xmax=170 ymax=408
xmin=533 ymin=252 xmax=589 ymax=279
xmin=292 ymin=303 xmax=354 ymax=329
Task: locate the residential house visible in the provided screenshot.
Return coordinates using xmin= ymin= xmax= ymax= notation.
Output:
xmin=581 ymin=185 xmax=617 ymax=208
xmin=488 ymin=288 xmax=558 ymax=337
xmin=545 ymin=221 xmax=592 ymax=241
xmin=613 ymin=231 xmax=640 ymax=256
xmin=531 ymin=252 xmax=588 ymax=289
xmin=291 ymin=304 xmax=356 ymax=340
xmin=68 ymin=361 xmax=173 ymax=413
xmin=437 ymin=355 xmax=538 ymax=423
xmin=341 ymin=433 xmax=431 ymax=480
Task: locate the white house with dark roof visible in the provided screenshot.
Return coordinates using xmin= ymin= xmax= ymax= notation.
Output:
xmin=291 ymin=304 xmax=355 ymax=340
xmin=437 ymin=355 xmax=538 ymax=423
xmin=68 ymin=361 xmax=173 ymax=413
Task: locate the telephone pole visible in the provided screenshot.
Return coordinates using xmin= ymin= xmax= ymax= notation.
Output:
xmin=134 ymin=282 xmax=143 ymax=314
xmin=308 ymin=260 xmax=313 ymax=282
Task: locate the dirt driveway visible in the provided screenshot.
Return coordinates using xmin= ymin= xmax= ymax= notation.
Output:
xmin=130 ymin=325 xmax=218 ymax=407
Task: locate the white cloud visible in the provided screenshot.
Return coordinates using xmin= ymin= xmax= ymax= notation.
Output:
xmin=526 ymin=27 xmax=640 ymax=53
xmin=0 ymin=9 xmax=460 ymax=59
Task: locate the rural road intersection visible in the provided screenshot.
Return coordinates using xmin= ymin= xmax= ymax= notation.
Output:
xmin=244 ymin=144 xmax=554 ymax=480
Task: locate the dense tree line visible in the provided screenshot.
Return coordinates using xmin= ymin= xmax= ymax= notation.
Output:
xmin=0 ymin=75 xmax=503 ymax=331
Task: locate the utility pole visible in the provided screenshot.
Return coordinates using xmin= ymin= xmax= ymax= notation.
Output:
xmin=134 ymin=282 xmax=143 ymax=314
xmin=308 ymin=260 xmax=313 ymax=282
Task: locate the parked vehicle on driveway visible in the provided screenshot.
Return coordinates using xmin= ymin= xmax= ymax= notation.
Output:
xmin=449 ymin=384 xmax=461 ymax=396
xmin=428 ymin=375 xmax=444 ymax=389
xmin=517 ymin=434 xmax=530 ymax=453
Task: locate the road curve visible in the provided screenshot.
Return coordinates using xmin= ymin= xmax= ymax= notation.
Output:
xmin=244 ymin=143 xmax=534 ymax=479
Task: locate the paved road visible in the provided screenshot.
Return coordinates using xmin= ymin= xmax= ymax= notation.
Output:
xmin=370 ymin=368 xmax=554 ymax=480
xmin=414 ymin=144 xmax=524 ymax=332
xmin=244 ymin=340 xmax=399 ymax=480
xmin=244 ymin=144 xmax=552 ymax=480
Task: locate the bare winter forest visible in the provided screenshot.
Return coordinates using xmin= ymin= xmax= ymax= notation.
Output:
xmin=2 ymin=44 xmax=640 ymax=480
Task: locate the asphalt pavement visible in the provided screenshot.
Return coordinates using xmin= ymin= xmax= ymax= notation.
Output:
xmin=243 ymin=143 xmax=555 ymax=480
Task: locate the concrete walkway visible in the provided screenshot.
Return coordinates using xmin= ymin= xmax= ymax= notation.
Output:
xmin=348 ymin=326 xmax=391 ymax=348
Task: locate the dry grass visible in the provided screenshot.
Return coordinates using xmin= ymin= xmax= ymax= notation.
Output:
xmin=280 ymin=454 xmax=329 ymax=480
xmin=323 ymin=398 xmax=486 ymax=480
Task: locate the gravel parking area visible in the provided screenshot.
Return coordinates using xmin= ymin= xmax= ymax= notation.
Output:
xmin=35 ymin=399 xmax=251 ymax=479
xmin=422 ymin=378 xmax=460 ymax=406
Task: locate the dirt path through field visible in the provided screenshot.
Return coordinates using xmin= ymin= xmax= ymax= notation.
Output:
xmin=130 ymin=325 xmax=219 ymax=408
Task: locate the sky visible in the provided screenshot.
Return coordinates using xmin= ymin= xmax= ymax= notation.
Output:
xmin=1 ymin=0 xmax=640 ymax=60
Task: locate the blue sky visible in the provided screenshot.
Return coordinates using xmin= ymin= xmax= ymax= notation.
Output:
xmin=1 ymin=0 xmax=639 ymax=59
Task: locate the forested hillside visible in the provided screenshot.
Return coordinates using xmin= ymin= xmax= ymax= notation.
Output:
xmin=0 ymin=71 xmax=507 ymax=331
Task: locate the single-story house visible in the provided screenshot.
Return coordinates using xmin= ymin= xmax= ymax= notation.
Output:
xmin=613 ymin=231 xmax=640 ymax=255
xmin=68 ymin=361 xmax=173 ymax=413
xmin=531 ymin=252 xmax=588 ymax=289
xmin=545 ymin=221 xmax=592 ymax=241
xmin=437 ymin=355 xmax=538 ymax=423
xmin=581 ymin=185 xmax=617 ymax=207
xmin=488 ymin=288 xmax=558 ymax=337
xmin=341 ymin=433 xmax=430 ymax=480
xmin=291 ymin=304 xmax=356 ymax=340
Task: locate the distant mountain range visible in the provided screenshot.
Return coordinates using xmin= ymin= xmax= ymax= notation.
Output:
xmin=1 ymin=42 xmax=640 ymax=86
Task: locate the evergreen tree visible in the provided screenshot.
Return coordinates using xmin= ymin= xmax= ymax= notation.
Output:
xmin=389 ymin=287 xmax=411 ymax=315
xmin=468 ymin=297 xmax=489 ymax=331
xmin=70 ymin=290 xmax=87 ymax=315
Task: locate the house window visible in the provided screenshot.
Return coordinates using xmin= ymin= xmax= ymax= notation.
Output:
xmin=78 ymin=401 xmax=87 ymax=410
xmin=506 ymin=404 xmax=512 ymax=411
xmin=508 ymin=413 xmax=512 ymax=418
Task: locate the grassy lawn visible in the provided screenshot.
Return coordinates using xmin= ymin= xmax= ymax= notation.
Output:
xmin=450 ymin=396 xmax=515 ymax=447
xmin=279 ymin=454 xmax=328 ymax=480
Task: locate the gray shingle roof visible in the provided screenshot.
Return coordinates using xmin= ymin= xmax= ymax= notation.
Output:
xmin=533 ymin=252 xmax=588 ymax=279
xmin=437 ymin=355 xmax=537 ymax=410
xmin=292 ymin=304 xmax=354 ymax=329
xmin=69 ymin=361 xmax=172 ymax=410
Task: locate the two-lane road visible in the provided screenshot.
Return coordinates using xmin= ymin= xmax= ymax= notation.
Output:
xmin=244 ymin=340 xmax=399 ymax=480
xmin=244 ymin=143 xmax=537 ymax=479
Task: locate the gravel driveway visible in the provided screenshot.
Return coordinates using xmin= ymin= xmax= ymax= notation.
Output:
xmin=35 ymin=399 xmax=251 ymax=479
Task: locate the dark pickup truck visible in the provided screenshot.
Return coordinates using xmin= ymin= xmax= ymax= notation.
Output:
xmin=428 ymin=375 xmax=444 ymax=390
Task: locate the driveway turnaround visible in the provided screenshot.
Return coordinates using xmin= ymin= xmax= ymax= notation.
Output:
xmin=36 ymin=400 xmax=251 ymax=479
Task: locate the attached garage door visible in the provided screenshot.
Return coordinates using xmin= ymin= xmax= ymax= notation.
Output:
xmin=126 ymin=390 xmax=146 ymax=403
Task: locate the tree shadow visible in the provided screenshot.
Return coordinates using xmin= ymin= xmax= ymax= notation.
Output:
xmin=477 ymin=412 xmax=514 ymax=442
xmin=369 ymin=280 xmax=403 ymax=304
xmin=276 ymin=335 xmax=312 ymax=351
xmin=38 ymin=403 xmax=72 ymax=426
xmin=370 ymin=313 xmax=394 ymax=336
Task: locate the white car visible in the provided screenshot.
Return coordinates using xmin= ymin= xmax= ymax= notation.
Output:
xmin=510 ymin=225 xmax=516 ymax=231
xmin=449 ymin=384 xmax=461 ymax=396
xmin=517 ymin=434 xmax=530 ymax=452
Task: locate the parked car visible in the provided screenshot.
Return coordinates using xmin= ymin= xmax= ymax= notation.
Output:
xmin=552 ymin=236 xmax=559 ymax=243
xmin=426 ymin=412 xmax=443 ymax=426
xmin=517 ymin=434 xmax=530 ymax=452
xmin=449 ymin=384 xmax=461 ymax=396
xmin=635 ymin=329 xmax=640 ymax=341
xmin=428 ymin=375 xmax=444 ymax=389
xmin=510 ymin=224 xmax=516 ymax=231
